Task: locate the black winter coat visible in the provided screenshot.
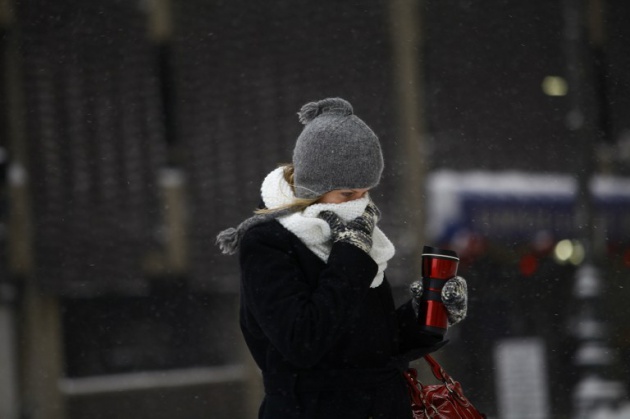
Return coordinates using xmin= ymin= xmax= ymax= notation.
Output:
xmin=239 ymin=220 xmax=444 ymax=419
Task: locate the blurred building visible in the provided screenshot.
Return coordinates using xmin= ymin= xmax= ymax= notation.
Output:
xmin=1 ymin=0 xmax=629 ymax=418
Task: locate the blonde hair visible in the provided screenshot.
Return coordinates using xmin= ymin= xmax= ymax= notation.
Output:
xmin=255 ymin=164 xmax=320 ymax=214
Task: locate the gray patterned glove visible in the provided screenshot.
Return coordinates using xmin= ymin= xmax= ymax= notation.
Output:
xmin=318 ymin=203 xmax=379 ymax=254
xmin=442 ymin=276 xmax=468 ymax=325
xmin=410 ymin=275 xmax=468 ymax=326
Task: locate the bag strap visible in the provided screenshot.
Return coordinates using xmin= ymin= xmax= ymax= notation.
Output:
xmin=403 ymin=368 xmax=424 ymax=405
xmin=422 ymin=355 xmax=475 ymax=407
xmin=403 ymin=368 xmax=437 ymax=416
xmin=423 ymin=354 xmax=452 ymax=383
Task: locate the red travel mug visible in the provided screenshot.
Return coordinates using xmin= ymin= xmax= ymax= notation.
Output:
xmin=418 ymin=245 xmax=459 ymax=337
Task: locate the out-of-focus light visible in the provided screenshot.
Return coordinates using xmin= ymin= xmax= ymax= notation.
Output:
xmin=542 ymin=76 xmax=568 ymax=96
xmin=569 ymin=241 xmax=585 ymax=265
xmin=519 ymin=254 xmax=539 ymax=277
xmin=554 ymin=239 xmax=573 ymax=263
xmin=553 ymin=239 xmax=586 ymax=265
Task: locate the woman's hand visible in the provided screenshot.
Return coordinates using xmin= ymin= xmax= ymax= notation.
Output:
xmin=441 ymin=276 xmax=468 ymax=325
xmin=409 ymin=276 xmax=468 ymax=326
xmin=318 ymin=202 xmax=379 ymax=254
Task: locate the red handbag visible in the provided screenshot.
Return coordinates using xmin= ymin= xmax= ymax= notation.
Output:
xmin=403 ymin=354 xmax=485 ymax=419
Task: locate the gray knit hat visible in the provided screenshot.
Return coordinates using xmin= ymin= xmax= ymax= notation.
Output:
xmin=293 ymin=98 xmax=384 ymax=199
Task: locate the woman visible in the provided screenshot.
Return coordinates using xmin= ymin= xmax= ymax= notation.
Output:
xmin=217 ymin=97 xmax=467 ymax=418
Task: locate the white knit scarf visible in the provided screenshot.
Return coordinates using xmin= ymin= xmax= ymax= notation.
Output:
xmin=261 ymin=167 xmax=395 ymax=288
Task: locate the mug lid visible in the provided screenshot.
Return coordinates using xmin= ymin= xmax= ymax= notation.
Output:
xmin=422 ymin=245 xmax=459 ymax=260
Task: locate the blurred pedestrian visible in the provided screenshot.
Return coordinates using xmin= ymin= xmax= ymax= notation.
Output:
xmin=217 ymin=97 xmax=467 ymax=419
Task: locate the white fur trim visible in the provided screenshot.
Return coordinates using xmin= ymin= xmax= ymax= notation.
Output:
xmin=260 ymin=167 xmax=395 ymax=288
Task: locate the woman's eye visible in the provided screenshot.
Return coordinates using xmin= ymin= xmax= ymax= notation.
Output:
xmin=341 ymin=192 xmax=354 ymax=198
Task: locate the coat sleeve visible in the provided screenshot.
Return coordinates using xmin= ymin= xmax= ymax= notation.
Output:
xmin=239 ymin=226 xmax=378 ymax=369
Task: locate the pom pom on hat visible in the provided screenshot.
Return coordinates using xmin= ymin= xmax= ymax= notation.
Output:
xmin=298 ymin=98 xmax=354 ymax=125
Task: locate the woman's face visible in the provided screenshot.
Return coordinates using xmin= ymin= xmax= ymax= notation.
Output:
xmin=317 ymin=188 xmax=370 ymax=204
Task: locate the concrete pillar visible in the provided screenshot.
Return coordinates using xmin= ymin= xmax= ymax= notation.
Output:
xmin=4 ymin=3 xmax=66 ymax=416
xmin=18 ymin=281 xmax=66 ymax=419
xmin=388 ymin=0 xmax=428 ymax=277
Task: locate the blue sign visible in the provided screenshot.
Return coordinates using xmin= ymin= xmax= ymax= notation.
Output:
xmin=427 ymin=171 xmax=630 ymax=243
